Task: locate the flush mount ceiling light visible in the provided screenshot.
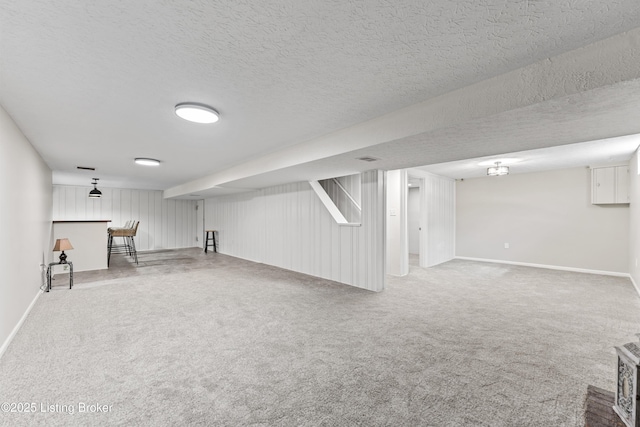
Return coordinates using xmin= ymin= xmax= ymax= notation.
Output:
xmin=134 ymin=158 xmax=161 ymax=166
xmin=487 ymin=161 xmax=509 ymax=176
xmin=89 ymin=178 xmax=102 ymax=198
xmin=175 ymin=102 xmax=219 ymax=124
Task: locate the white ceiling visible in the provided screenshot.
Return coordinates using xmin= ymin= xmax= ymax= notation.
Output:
xmin=416 ymin=134 xmax=640 ymax=180
xmin=2 ymin=1 xmax=640 ymax=194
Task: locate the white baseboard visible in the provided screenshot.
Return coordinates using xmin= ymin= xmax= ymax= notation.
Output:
xmin=455 ymin=256 xmax=630 ymax=278
xmin=0 ymin=290 xmax=42 ymax=360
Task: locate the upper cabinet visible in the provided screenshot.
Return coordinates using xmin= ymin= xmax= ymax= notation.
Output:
xmin=591 ymin=165 xmax=630 ymax=205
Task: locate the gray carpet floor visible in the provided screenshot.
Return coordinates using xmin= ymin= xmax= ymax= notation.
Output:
xmin=0 ymin=248 xmax=639 ymax=426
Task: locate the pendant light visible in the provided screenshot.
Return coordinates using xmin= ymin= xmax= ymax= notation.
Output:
xmin=89 ymin=178 xmax=102 ymax=198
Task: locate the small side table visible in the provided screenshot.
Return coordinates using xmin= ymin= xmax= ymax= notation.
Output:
xmin=47 ymin=262 xmax=73 ymax=292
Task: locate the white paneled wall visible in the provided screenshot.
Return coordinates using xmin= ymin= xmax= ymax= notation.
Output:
xmin=52 ymin=186 xmax=198 ymax=251
xmin=421 ymin=173 xmax=456 ymax=267
xmin=205 ymin=170 xmax=386 ymax=291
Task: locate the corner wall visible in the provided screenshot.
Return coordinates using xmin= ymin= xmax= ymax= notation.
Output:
xmin=629 ymin=149 xmax=640 ymax=290
xmin=456 ymin=167 xmax=629 ymax=274
xmin=0 ymin=106 xmax=52 ymax=356
xmin=204 ymin=170 xmax=386 ymax=291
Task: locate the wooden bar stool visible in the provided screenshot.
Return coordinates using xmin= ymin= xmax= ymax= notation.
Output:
xmin=108 ymin=221 xmax=139 ymax=266
xmin=204 ymin=230 xmax=217 ymax=253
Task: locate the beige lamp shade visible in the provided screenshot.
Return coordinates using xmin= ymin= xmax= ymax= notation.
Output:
xmin=53 ymin=238 xmax=73 ymax=252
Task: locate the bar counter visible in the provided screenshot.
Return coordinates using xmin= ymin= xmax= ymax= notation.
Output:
xmin=52 ymin=220 xmax=110 ymax=272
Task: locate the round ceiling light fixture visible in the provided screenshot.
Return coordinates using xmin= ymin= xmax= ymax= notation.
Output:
xmin=175 ymin=102 xmax=219 ymax=124
xmin=134 ymin=158 xmax=161 ymax=166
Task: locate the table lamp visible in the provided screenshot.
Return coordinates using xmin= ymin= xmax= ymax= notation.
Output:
xmin=53 ymin=238 xmax=73 ymax=264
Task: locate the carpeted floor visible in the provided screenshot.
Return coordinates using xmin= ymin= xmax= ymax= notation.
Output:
xmin=0 ymin=248 xmax=639 ymax=426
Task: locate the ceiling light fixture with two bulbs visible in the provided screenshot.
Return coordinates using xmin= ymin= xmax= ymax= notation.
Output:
xmin=487 ymin=161 xmax=509 ymax=176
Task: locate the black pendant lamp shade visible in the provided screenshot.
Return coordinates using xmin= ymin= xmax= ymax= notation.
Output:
xmin=89 ymin=178 xmax=102 ymax=198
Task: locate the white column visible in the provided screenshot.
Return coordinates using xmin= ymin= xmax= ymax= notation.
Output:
xmin=386 ymin=169 xmax=409 ymax=276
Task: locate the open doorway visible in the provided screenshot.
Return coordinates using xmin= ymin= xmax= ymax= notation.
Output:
xmin=407 ymin=176 xmax=421 ymax=266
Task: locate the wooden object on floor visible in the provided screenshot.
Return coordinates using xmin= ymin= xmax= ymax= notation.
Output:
xmin=107 ymin=221 xmax=139 ymax=266
xmin=585 ymin=385 xmax=627 ymax=427
xmin=204 ymin=230 xmax=217 ymax=253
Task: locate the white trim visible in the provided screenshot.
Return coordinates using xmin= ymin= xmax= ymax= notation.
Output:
xmin=332 ymin=178 xmax=361 ymax=211
xmin=455 ymin=256 xmax=630 ymax=278
xmin=630 ymin=275 xmax=640 ymax=298
xmin=0 ymin=290 xmax=42 ymax=360
xmin=309 ymin=181 xmax=361 ymax=227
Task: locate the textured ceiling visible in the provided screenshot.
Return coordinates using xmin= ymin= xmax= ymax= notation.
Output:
xmin=2 ymin=1 xmax=640 ymax=192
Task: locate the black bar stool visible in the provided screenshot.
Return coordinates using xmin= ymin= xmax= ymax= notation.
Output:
xmin=204 ymin=230 xmax=217 ymax=253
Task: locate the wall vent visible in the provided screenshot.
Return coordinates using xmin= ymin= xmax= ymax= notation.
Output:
xmin=77 ymin=166 xmax=96 ymax=171
xmin=357 ymin=156 xmax=379 ymax=162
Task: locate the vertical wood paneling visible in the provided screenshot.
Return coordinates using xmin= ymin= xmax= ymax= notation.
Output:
xmin=52 ymin=185 xmax=197 ymax=251
xmin=75 ymin=187 xmax=86 ymax=219
xmin=204 ymin=171 xmax=385 ymax=291
xmin=139 ymin=191 xmax=149 ymax=250
xmin=176 ymin=200 xmax=184 ymax=248
xmin=52 ymin=186 xmax=61 ymax=219
xmin=121 ymin=190 xmax=131 ymax=225
xmin=167 ymin=199 xmax=176 ymax=248
xmin=101 ymin=188 xmax=113 ymax=220
xmin=154 ymin=192 xmax=162 ymax=249
xmin=419 ymin=173 xmax=455 ymax=268
xmin=64 ymin=188 xmax=75 ymax=219
xmin=111 ymin=188 xmax=122 ymax=227
xmin=130 ymin=191 xmax=140 ymax=241
xmin=161 ymin=196 xmax=168 ymax=249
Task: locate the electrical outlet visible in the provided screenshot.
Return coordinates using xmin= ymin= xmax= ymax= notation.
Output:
xmin=504 ymin=243 xmax=509 ymax=249
xmin=63 ymin=265 xmax=69 ymax=271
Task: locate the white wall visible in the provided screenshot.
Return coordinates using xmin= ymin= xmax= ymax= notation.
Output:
xmin=0 ymin=106 xmax=52 ymax=357
xmin=457 ymin=167 xmax=629 ymax=274
xmin=52 ymin=186 xmax=198 ymax=251
xmin=205 ymin=170 xmax=386 ymax=291
xmin=421 ymin=173 xmax=456 ymax=267
xmin=408 ymin=187 xmax=420 ymax=255
xmin=629 ymin=149 xmax=640 ymax=290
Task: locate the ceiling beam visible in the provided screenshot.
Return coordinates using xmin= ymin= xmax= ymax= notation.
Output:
xmin=164 ymin=28 xmax=640 ymax=198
